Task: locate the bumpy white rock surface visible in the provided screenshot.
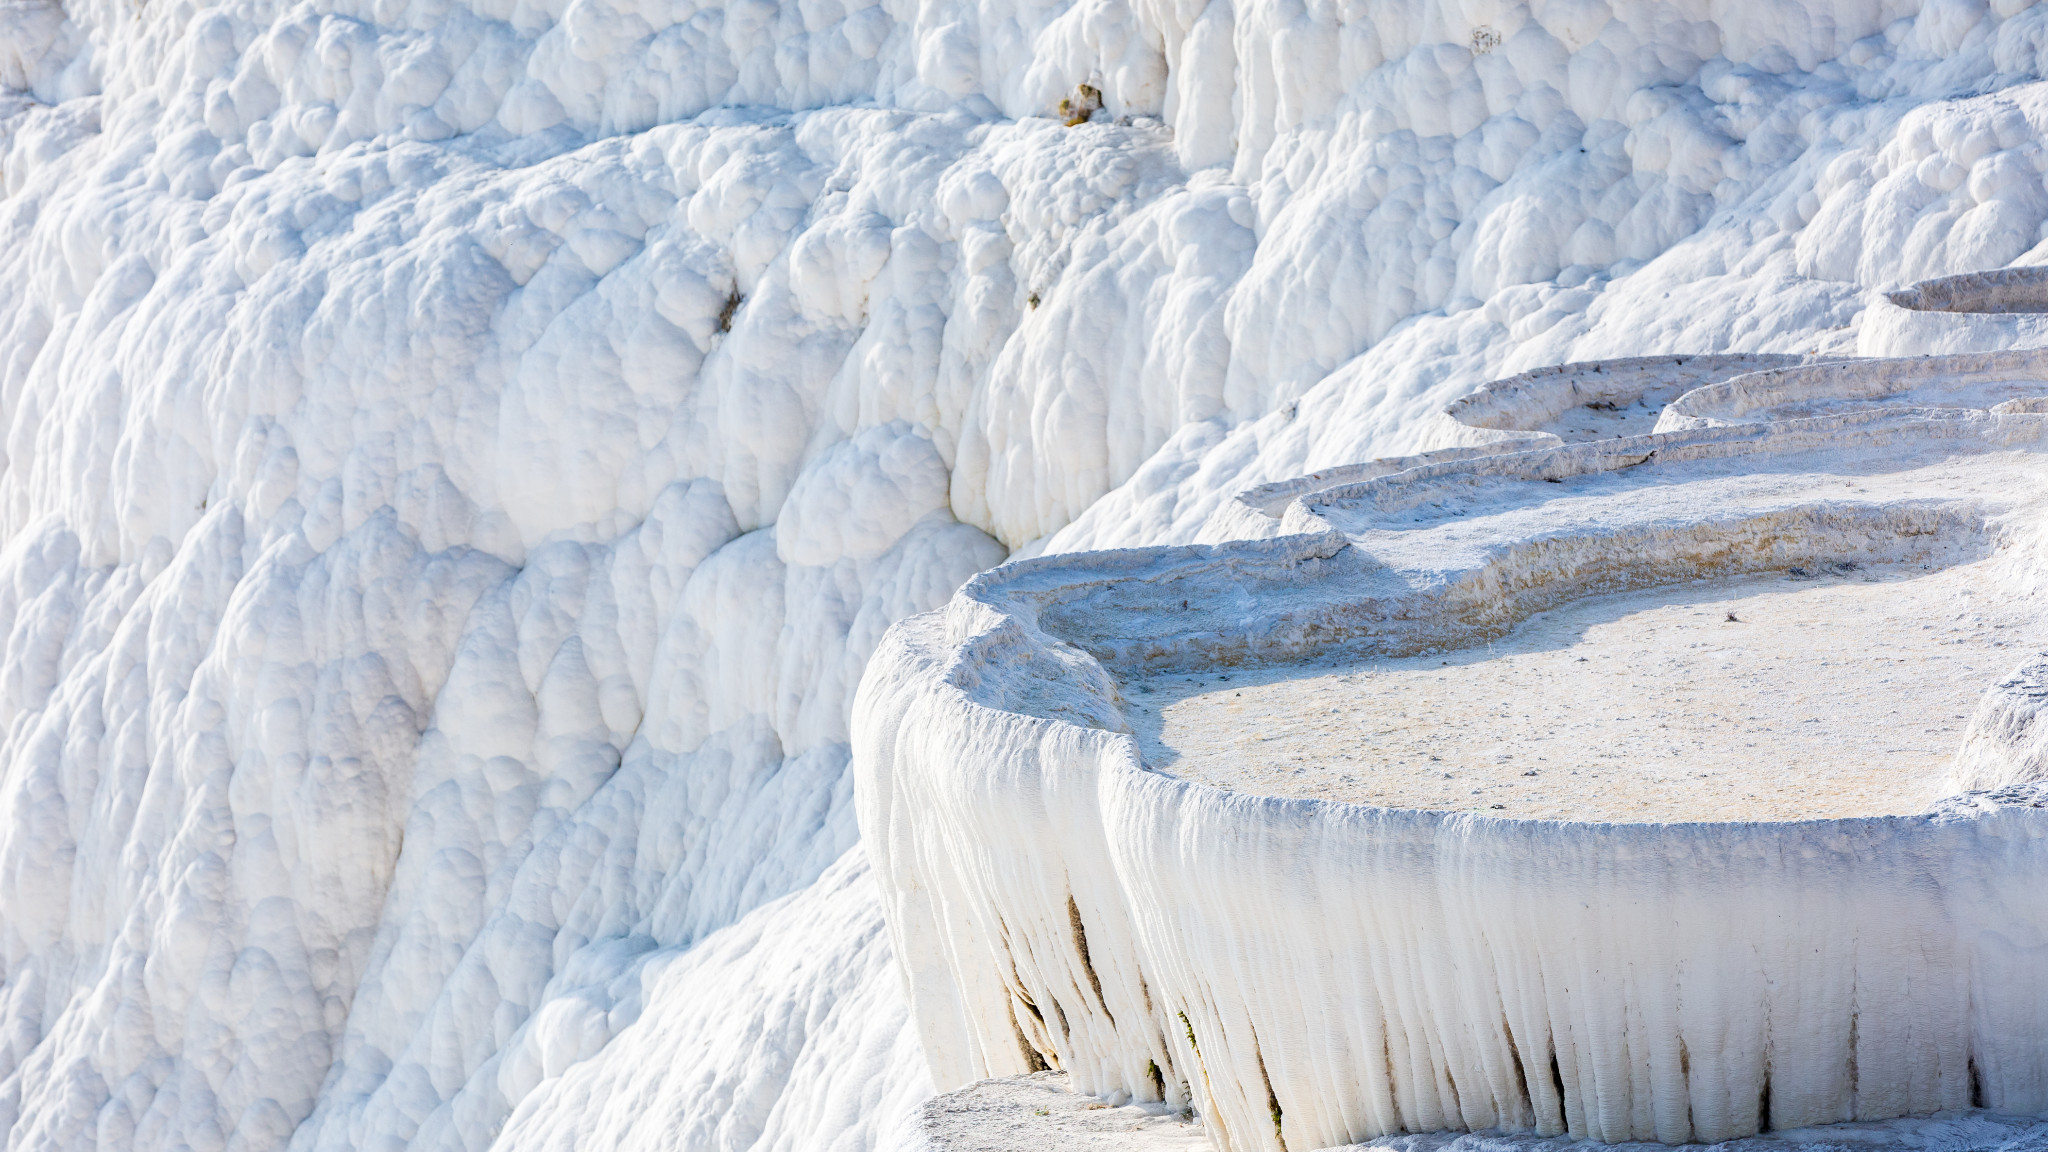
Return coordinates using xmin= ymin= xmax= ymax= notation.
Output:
xmin=14 ymin=0 xmax=2048 ymax=1143
xmin=910 ymin=1071 xmax=1208 ymax=1152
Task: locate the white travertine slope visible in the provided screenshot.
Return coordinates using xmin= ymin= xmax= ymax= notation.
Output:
xmin=10 ymin=0 xmax=2048 ymax=1144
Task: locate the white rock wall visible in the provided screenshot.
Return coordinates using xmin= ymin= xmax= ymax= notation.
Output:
xmin=856 ymin=477 xmax=2048 ymax=1152
xmin=7 ymin=0 xmax=2048 ymax=1144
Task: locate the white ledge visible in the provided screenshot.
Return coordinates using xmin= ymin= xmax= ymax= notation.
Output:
xmin=857 ymin=394 xmax=2048 ymax=1152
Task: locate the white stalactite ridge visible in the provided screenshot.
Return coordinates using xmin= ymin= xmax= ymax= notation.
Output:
xmin=5 ymin=0 xmax=2048 ymax=1142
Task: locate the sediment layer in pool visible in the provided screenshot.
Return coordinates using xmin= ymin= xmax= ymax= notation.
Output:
xmin=1124 ymin=558 xmax=2041 ymax=821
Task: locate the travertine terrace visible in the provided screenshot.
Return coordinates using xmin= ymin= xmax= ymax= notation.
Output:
xmin=21 ymin=0 xmax=2048 ymax=1136
xmin=857 ymin=349 xmax=2048 ymax=1152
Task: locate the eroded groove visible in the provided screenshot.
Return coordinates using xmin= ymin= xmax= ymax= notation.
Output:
xmin=1386 ymin=1026 xmax=1403 ymax=1123
xmin=1678 ymin=1038 xmax=1695 ymax=1141
xmin=1251 ymin=1033 xmax=1288 ymax=1152
xmin=1067 ymin=895 xmax=1114 ymax=1026
xmin=1178 ymin=1010 xmax=1231 ymax=1146
xmin=1009 ymin=997 xmax=1051 ymax=1072
xmin=1845 ymin=1009 xmax=1857 ymax=1110
xmin=1507 ymin=1030 xmax=1531 ymax=1119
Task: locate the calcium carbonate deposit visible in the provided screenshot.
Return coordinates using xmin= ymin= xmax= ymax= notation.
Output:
xmin=857 ymin=401 xmax=2048 ymax=1152
xmin=15 ymin=0 xmax=2048 ymax=1143
xmin=1129 ymin=559 xmax=2043 ymax=821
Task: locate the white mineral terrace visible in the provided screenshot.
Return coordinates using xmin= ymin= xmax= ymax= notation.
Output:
xmin=858 ymin=404 xmax=2048 ymax=1152
xmin=1653 ymin=353 xmax=2048 ymax=432
xmin=1127 ymin=557 xmax=2042 ymax=821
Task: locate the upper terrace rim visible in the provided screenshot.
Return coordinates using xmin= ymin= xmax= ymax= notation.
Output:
xmin=943 ymin=400 xmax=2048 ymax=833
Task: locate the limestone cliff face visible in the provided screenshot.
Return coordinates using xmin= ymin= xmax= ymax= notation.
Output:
xmin=6 ymin=0 xmax=2048 ymax=1145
